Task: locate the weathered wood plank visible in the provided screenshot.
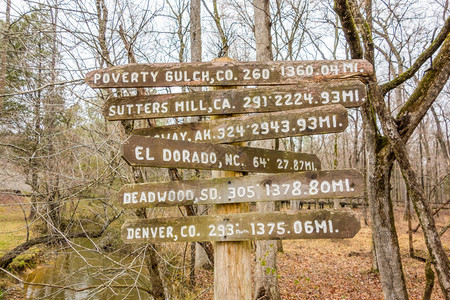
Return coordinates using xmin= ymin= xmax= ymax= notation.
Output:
xmin=209 ymin=58 xmax=252 ymax=300
xmin=122 ymin=136 xmax=321 ymax=172
xmin=85 ymin=60 xmax=373 ymax=88
xmin=121 ymin=210 xmax=361 ymax=243
xmin=103 ymin=80 xmax=366 ymax=120
xmin=117 ymin=169 xmax=364 ymax=208
xmin=132 ymin=104 xmax=348 ymax=143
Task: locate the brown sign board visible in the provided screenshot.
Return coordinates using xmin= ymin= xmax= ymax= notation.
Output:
xmin=121 ymin=209 xmax=361 ymax=243
xmin=86 ymin=60 xmax=373 ymax=88
xmin=132 ymin=104 xmax=348 ymax=144
xmin=118 ymin=169 xmax=363 ymax=208
xmin=122 ymin=136 xmax=321 ymax=173
xmin=103 ymin=80 xmax=366 ymax=120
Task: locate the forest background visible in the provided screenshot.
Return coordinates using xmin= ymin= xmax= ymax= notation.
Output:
xmin=0 ymin=0 xmax=448 ymax=299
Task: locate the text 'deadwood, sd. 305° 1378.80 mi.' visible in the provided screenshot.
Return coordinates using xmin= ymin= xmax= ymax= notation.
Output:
xmin=117 ymin=169 xmax=364 ymax=208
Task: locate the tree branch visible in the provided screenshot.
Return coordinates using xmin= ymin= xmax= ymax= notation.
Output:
xmin=396 ymin=33 xmax=450 ymax=140
xmin=0 ymin=267 xmax=152 ymax=293
xmin=334 ymin=0 xmax=363 ymax=59
xmin=380 ymin=17 xmax=450 ymax=96
xmin=412 ymin=198 xmax=450 ymax=233
xmin=0 ymin=79 xmax=84 ymax=97
xmin=0 ymin=212 xmax=122 ymax=269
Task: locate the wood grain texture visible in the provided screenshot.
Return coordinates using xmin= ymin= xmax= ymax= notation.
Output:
xmin=121 ymin=135 xmax=321 ymax=172
xmin=85 ymin=60 xmax=373 ymax=88
xmin=132 ymin=104 xmax=348 ymax=143
xmin=207 ymin=61 xmax=253 ymax=300
xmin=103 ymin=80 xmax=366 ymax=120
xmin=121 ymin=210 xmax=361 ymax=243
xmin=117 ymin=169 xmax=364 ymax=208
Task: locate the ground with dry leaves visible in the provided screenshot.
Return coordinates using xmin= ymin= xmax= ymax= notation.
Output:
xmin=0 ymin=205 xmax=448 ymax=299
xmin=193 ymin=207 xmax=449 ymax=299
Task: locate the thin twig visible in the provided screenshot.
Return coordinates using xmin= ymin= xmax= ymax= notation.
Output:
xmin=1 ymin=79 xmax=84 ymax=97
xmin=0 ymin=267 xmax=152 ymax=293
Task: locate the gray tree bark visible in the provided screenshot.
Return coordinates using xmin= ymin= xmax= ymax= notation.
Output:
xmin=190 ymin=0 xmax=202 ymax=63
xmin=335 ymin=0 xmax=408 ymax=298
xmin=189 ymin=0 xmax=215 ymax=274
xmin=336 ymin=0 xmax=450 ymax=298
xmin=0 ymin=0 xmax=10 ymax=113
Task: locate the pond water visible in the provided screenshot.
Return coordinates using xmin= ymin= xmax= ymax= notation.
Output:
xmin=23 ymin=238 xmax=150 ymax=299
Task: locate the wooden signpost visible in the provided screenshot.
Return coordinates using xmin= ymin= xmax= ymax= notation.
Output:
xmin=132 ymin=104 xmax=348 ymax=143
xmin=86 ymin=58 xmax=373 ymax=300
xmin=117 ymin=169 xmax=363 ymax=208
xmin=122 ymin=135 xmax=321 ymax=172
xmin=103 ymin=80 xmax=366 ymax=120
xmin=85 ymin=59 xmax=373 ymax=88
xmin=121 ymin=210 xmax=361 ymax=243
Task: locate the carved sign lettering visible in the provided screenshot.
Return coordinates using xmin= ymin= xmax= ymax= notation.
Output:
xmin=133 ymin=104 xmax=348 ymax=143
xmin=86 ymin=60 xmax=373 ymax=88
xmin=104 ymin=80 xmax=366 ymax=120
xmin=122 ymin=210 xmax=361 ymax=243
xmin=118 ymin=169 xmax=363 ymax=208
xmin=122 ymin=136 xmax=321 ymax=172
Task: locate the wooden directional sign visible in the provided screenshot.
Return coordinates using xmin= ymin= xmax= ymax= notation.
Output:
xmin=133 ymin=104 xmax=348 ymax=144
xmin=118 ymin=169 xmax=363 ymax=208
xmin=85 ymin=59 xmax=373 ymax=88
xmin=122 ymin=136 xmax=321 ymax=172
xmin=121 ymin=210 xmax=361 ymax=243
xmin=104 ymin=80 xmax=366 ymax=120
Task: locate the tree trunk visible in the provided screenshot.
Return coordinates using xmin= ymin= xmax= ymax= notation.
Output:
xmin=0 ymin=0 xmax=10 ymax=113
xmin=423 ymin=257 xmax=435 ymax=300
xmin=190 ymin=0 xmax=201 ymax=64
xmin=371 ymin=152 xmax=408 ymax=299
xmin=189 ymin=0 xmax=214 ymax=274
xmin=406 ymin=190 xmax=415 ymax=258
xmin=333 ymin=1 xmax=450 ymax=298
xmin=371 ymin=74 xmax=450 ymax=297
xmin=29 ymin=29 xmax=45 ymax=222
xmin=45 ymin=3 xmax=62 ymax=234
xmin=361 ymin=99 xmax=408 ymax=299
xmin=144 ymin=244 xmax=166 ymax=299
xmin=431 ymin=105 xmax=450 ymax=173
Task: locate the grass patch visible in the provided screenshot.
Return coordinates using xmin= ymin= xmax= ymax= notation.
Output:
xmin=0 ymin=207 xmax=28 ymax=253
xmin=0 ymin=205 xmax=42 ymax=274
xmin=8 ymin=248 xmax=42 ymax=273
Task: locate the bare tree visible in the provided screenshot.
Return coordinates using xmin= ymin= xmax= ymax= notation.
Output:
xmin=202 ymin=0 xmax=233 ymax=57
xmin=1 ymin=1 xmax=449 ymax=298
xmin=0 ymin=0 xmax=10 ymax=113
xmin=335 ymin=0 xmax=450 ymax=298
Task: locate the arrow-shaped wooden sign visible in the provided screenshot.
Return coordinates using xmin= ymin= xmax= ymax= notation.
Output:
xmin=121 ymin=210 xmax=361 ymax=243
xmin=86 ymin=60 xmax=373 ymax=88
xmin=117 ymin=169 xmax=363 ymax=208
xmin=103 ymin=80 xmax=366 ymax=120
xmin=132 ymin=104 xmax=348 ymax=144
xmin=122 ymin=136 xmax=321 ymax=173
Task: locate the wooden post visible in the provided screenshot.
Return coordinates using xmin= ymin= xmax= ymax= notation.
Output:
xmin=212 ymin=57 xmax=252 ymax=299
